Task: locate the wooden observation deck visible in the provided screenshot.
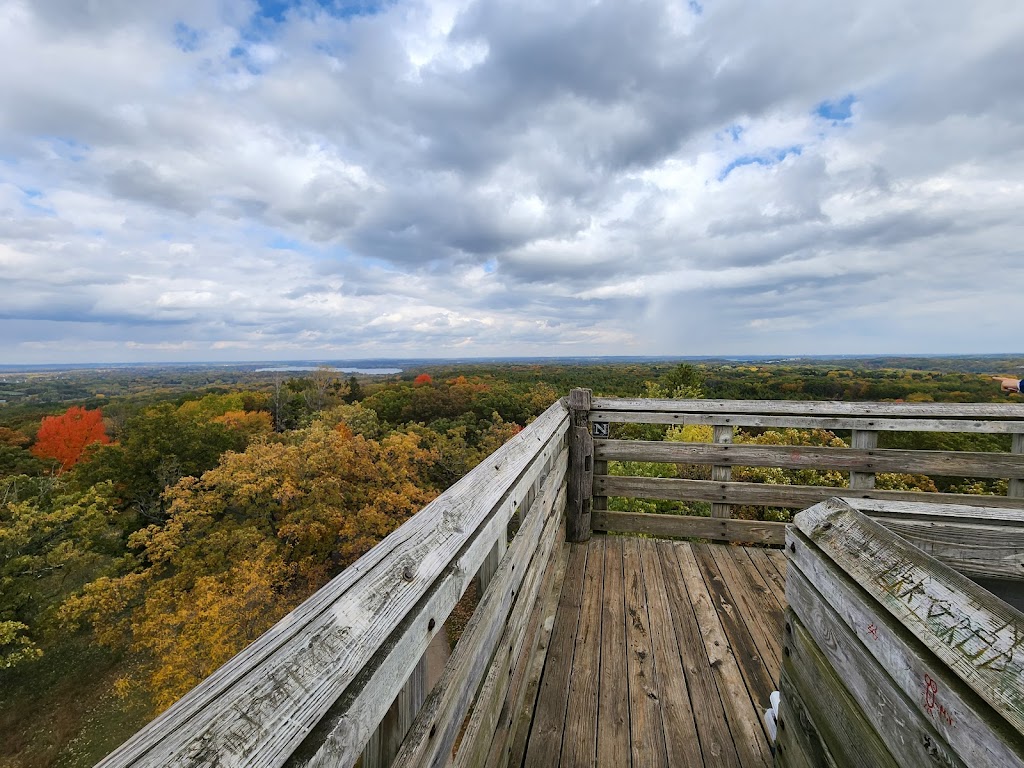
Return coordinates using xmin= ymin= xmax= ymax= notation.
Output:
xmin=96 ymin=393 xmax=1024 ymax=767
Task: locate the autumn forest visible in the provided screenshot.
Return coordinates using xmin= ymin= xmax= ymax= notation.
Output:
xmin=1 ymin=356 xmax=1022 ymax=767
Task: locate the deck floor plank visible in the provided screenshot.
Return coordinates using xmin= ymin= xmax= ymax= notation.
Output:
xmin=637 ymin=538 xmax=704 ymax=768
xmin=522 ymin=544 xmax=588 ymax=768
xmin=560 ymin=537 xmax=604 ymax=767
xmin=658 ymin=542 xmax=744 ymax=768
xmin=520 ymin=536 xmax=784 ymax=767
xmin=746 ymin=547 xmax=788 ymax=610
xmin=596 ymin=537 xmax=630 ymax=768
xmin=622 ymin=538 xmax=670 ymax=768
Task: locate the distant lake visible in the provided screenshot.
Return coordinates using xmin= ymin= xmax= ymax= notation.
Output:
xmin=256 ymin=366 xmax=402 ymax=375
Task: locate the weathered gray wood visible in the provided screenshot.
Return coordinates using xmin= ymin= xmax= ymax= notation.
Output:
xmin=637 ymin=539 xmax=704 ymax=767
xmin=521 ymin=542 xmax=588 ymax=768
xmin=850 ymin=429 xmax=878 ymax=490
xmin=774 ymin=667 xmax=842 ymax=768
xmin=591 ymin=397 xmax=1024 ymax=420
xmin=793 ymin=499 xmax=1024 ymax=737
xmin=595 ymin=439 xmax=1024 ymax=478
xmin=712 ymin=425 xmax=734 ymax=519
xmin=452 ymin=486 xmax=567 ymax=768
xmin=97 ymin=401 xmax=569 ymax=768
xmin=623 ymin=538 xmax=670 ymax=767
xmin=591 ymin=411 xmax=1024 ymax=434
xmin=476 ymin=535 xmax=507 ymax=595
xmin=674 ymin=543 xmax=774 ymax=766
xmin=786 ymin=545 xmax=1001 ymax=767
xmin=592 ymin=509 xmax=787 ymax=545
xmin=597 ymin=537 xmax=630 ymax=768
xmin=781 ymin=612 xmax=902 ymax=768
xmin=849 ymin=497 xmax=1024 ymax=525
xmin=362 ymin=652 xmax=428 ymax=768
xmin=499 ymin=542 xmax=569 ymax=768
xmin=392 ymin=456 xmax=567 ymax=768
xmin=566 ymin=388 xmax=594 ymax=543
xmin=559 ymin=536 xmax=604 ymax=767
xmin=1012 ymin=434 xmax=1024 ymax=498
xmin=596 ymin=474 xmax=1024 ymax=510
xmin=658 ymin=542 xmax=743 ymax=767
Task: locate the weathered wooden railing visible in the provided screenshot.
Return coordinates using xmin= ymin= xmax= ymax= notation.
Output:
xmin=97 ymin=400 xmax=570 ymax=768
xmin=565 ymin=393 xmax=1024 ymax=547
xmin=779 ymin=497 xmax=1024 ymax=766
xmin=97 ymin=393 xmax=1024 ymax=768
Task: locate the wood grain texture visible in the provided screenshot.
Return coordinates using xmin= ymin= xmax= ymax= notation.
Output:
xmin=597 ymin=537 xmax=630 ymax=768
xmin=781 ymin=613 xmax=901 ymax=768
xmin=674 ymin=543 xmax=773 ymax=767
xmin=592 ymin=509 xmax=787 ymax=546
xmin=784 ymin=564 xmax=973 ymax=768
xmin=637 ymin=539 xmax=704 ymax=768
xmin=393 ymin=460 xmax=567 ymax=768
xmin=567 ymin=389 xmax=594 ymax=543
xmin=595 ymin=440 xmax=1024 ymax=479
xmin=591 ymin=398 xmax=1024 ymax=420
xmin=521 ymin=542 xmax=588 ymax=768
xmin=597 ymin=475 xmax=1024 ymax=510
xmin=590 ymin=411 xmax=1024 ymax=434
xmin=623 ymin=538 xmax=670 ymax=768
xmin=793 ymin=499 xmax=1024 ymax=737
xmin=559 ymin=536 xmax=604 ymax=768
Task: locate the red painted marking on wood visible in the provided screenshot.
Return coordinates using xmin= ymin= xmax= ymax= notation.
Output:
xmin=867 ymin=623 xmax=879 ymax=640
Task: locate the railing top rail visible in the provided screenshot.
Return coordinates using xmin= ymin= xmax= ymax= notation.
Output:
xmin=591 ymin=397 xmax=1024 ymax=420
xmin=97 ymin=400 xmax=570 ymax=768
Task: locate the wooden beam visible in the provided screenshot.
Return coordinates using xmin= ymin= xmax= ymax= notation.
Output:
xmin=792 ymin=499 xmax=1024 ymax=739
xmin=786 ymin=523 xmax=1024 ymax=766
xmin=590 ymin=411 xmax=1024 ymax=434
xmin=849 ymin=429 xmax=878 ymax=490
xmin=566 ymin=388 xmax=594 ymax=543
xmin=591 ymin=397 xmax=1024 ymax=420
xmin=592 ymin=509 xmax=786 ymax=546
xmin=596 ymin=475 xmax=1024 ymax=510
xmin=711 ymin=425 xmax=733 ymax=519
xmin=594 ymin=439 xmax=1024 ymax=479
xmin=1011 ymin=433 xmax=1024 ymax=498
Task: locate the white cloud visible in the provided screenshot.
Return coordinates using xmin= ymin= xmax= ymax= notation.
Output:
xmin=1 ymin=0 xmax=1023 ymax=363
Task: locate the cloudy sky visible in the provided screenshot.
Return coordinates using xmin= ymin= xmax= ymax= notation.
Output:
xmin=1 ymin=0 xmax=1023 ymax=363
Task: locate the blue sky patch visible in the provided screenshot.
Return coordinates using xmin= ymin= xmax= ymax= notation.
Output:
xmin=173 ymin=22 xmax=202 ymax=52
xmin=719 ymin=145 xmax=802 ymax=180
xmin=255 ymin=0 xmax=387 ymax=23
xmin=815 ymin=94 xmax=856 ymax=122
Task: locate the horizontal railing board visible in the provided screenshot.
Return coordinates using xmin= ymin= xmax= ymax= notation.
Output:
xmin=781 ymin=612 xmax=903 ymax=768
xmin=592 ymin=398 xmax=1024 ymax=420
xmin=793 ymin=499 xmax=1024 ymax=740
xmin=849 ymin=498 xmax=1024 ymax=526
xmin=591 ymin=510 xmax=786 ymax=546
xmin=97 ymin=402 xmax=569 ymax=768
xmin=787 ymin=514 xmax=1024 ymax=766
xmin=596 ymin=475 xmax=1024 ymax=510
xmin=595 ymin=439 xmax=1024 ymax=479
xmin=590 ymin=411 xmax=1024 ymax=434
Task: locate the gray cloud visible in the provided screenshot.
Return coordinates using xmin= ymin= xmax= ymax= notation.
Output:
xmin=1 ymin=0 xmax=1023 ymax=363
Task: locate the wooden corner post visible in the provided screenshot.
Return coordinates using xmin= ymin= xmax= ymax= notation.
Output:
xmin=566 ymin=388 xmax=594 ymax=542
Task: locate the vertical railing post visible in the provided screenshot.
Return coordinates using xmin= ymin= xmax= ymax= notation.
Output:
xmin=566 ymin=388 xmax=594 ymax=542
xmin=711 ymin=425 xmax=733 ymax=518
xmin=1009 ymin=433 xmax=1024 ymax=499
xmin=850 ymin=429 xmax=878 ymax=490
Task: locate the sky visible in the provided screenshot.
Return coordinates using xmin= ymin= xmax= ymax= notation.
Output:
xmin=1 ymin=0 xmax=1023 ymax=364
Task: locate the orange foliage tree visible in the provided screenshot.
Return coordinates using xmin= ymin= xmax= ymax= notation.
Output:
xmin=413 ymin=373 xmax=433 ymax=386
xmin=31 ymin=406 xmax=110 ymax=471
